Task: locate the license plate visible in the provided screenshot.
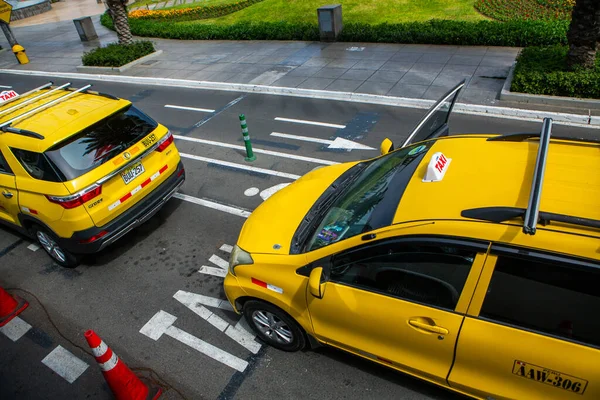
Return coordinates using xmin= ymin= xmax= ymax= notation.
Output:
xmin=121 ymin=162 xmax=145 ymax=185
xmin=512 ymin=360 xmax=588 ymax=395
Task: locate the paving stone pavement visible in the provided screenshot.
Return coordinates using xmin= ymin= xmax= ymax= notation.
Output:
xmin=0 ymin=15 xmax=520 ymax=106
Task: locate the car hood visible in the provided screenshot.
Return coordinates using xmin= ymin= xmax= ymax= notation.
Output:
xmin=237 ymin=162 xmax=357 ymax=255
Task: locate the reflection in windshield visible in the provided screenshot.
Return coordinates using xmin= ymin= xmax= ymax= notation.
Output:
xmin=306 ymin=143 xmax=431 ymax=251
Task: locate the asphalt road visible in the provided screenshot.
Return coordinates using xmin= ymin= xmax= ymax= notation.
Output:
xmin=0 ymin=73 xmax=597 ymax=400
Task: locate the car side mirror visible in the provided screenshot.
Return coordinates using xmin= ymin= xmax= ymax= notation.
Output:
xmin=380 ymin=138 xmax=394 ymax=155
xmin=309 ymin=267 xmax=326 ymax=299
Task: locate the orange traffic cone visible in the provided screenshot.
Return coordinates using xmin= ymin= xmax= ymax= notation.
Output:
xmin=85 ymin=330 xmax=162 ymax=400
xmin=0 ymin=287 xmax=28 ymax=327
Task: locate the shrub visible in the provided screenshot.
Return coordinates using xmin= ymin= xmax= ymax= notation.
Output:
xmin=82 ymin=41 xmax=155 ymax=67
xmin=101 ymin=14 xmax=568 ymax=47
xmin=475 ymin=0 xmax=572 ymax=22
xmin=511 ymin=46 xmax=600 ymax=99
xmin=130 ymin=0 xmax=264 ymax=21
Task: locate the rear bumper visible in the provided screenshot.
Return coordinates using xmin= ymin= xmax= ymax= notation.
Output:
xmin=60 ymin=161 xmax=185 ymax=254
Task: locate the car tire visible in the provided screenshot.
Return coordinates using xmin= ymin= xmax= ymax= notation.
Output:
xmin=243 ymin=300 xmax=306 ymax=352
xmin=32 ymin=225 xmax=81 ymax=268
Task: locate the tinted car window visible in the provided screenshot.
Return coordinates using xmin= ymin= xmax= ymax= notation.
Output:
xmin=481 ymin=255 xmax=600 ymax=348
xmin=45 ymin=105 xmax=158 ymax=180
xmin=331 ymin=241 xmax=476 ymax=310
xmin=0 ymin=150 xmax=11 ymax=174
xmin=12 ymin=148 xmax=64 ymax=182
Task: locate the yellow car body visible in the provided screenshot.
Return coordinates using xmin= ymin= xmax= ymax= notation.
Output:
xmin=224 ymin=83 xmax=599 ymax=399
xmin=0 ymin=84 xmax=185 ymax=266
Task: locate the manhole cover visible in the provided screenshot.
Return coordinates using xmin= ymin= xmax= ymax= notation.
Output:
xmin=142 ymin=60 xmax=159 ymax=66
xmin=346 ymin=47 xmax=365 ymax=52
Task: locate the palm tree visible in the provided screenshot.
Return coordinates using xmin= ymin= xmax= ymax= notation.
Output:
xmin=566 ymin=0 xmax=600 ymax=70
xmin=105 ymin=0 xmax=134 ymax=45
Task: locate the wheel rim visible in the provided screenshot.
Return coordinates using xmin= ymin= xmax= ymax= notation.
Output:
xmin=37 ymin=231 xmax=66 ymax=263
xmin=252 ymin=310 xmax=293 ymax=345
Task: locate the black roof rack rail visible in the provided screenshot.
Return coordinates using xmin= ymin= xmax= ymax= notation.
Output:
xmin=487 ymin=131 xmax=600 ymax=145
xmin=461 ymin=207 xmax=600 ymax=231
xmin=0 ymin=126 xmax=44 ymax=139
xmin=522 ymin=118 xmax=552 ymax=235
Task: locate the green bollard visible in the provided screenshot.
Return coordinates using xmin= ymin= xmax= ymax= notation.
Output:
xmin=239 ymin=114 xmax=256 ymax=162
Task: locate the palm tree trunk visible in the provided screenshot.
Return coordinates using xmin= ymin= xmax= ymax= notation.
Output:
xmin=106 ymin=0 xmax=134 ymax=45
xmin=566 ymin=0 xmax=600 ymax=70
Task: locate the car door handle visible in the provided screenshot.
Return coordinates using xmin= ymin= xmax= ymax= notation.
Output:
xmin=408 ymin=319 xmax=449 ymax=335
xmin=2 ymin=191 xmax=13 ymax=199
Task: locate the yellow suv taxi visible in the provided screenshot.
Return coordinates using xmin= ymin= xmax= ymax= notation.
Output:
xmin=224 ymin=82 xmax=599 ymax=400
xmin=0 ymin=82 xmax=185 ymax=267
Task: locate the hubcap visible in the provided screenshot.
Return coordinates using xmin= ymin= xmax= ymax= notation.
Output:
xmin=37 ymin=231 xmax=66 ymax=263
xmin=252 ymin=310 xmax=293 ymax=345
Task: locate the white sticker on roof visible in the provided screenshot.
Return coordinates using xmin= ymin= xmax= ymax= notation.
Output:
xmin=423 ymin=152 xmax=451 ymax=182
xmin=0 ymin=90 xmax=18 ymax=102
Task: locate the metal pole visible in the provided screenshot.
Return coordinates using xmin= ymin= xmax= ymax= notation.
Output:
xmin=239 ymin=114 xmax=256 ymax=162
xmin=0 ymin=21 xmax=17 ymax=48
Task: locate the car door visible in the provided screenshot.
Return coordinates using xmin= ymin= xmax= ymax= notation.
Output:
xmin=306 ymin=236 xmax=488 ymax=387
xmin=0 ymin=148 xmax=20 ymax=226
xmin=400 ymin=79 xmax=465 ymax=148
xmin=448 ymin=245 xmax=600 ymax=400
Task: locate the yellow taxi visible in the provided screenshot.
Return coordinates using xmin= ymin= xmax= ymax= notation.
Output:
xmin=0 ymin=82 xmax=185 ymax=267
xmin=224 ymin=81 xmax=599 ymax=399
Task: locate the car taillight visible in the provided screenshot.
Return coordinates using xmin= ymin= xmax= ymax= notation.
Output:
xmin=46 ymin=185 xmax=102 ymax=209
xmin=156 ymin=131 xmax=174 ymax=152
xmin=79 ymin=230 xmax=108 ymax=244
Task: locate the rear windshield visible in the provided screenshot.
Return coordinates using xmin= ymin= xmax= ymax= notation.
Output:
xmin=45 ymin=105 xmax=158 ymax=180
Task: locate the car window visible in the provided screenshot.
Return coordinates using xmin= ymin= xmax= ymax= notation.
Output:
xmin=480 ymin=255 xmax=600 ymax=348
xmin=330 ymin=240 xmax=476 ymax=310
xmin=0 ymin=150 xmax=11 ymax=174
xmin=11 ymin=148 xmax=64 ymax=182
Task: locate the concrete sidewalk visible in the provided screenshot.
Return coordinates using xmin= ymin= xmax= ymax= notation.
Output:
xmin=0 ymin=15 xmax=518 ymax=106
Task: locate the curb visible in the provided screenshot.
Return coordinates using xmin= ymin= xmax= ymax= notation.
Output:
xmin=0 ymin=68 xmax=597 ymax=128
xmin=76 ymin=50 xmax=163 ymax=75
xmin=500 ymin=62 xmax=600 ymax=111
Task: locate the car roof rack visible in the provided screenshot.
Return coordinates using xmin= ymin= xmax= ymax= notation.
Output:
xmin=0 ymin=82 xmax=54 ymax=109
xmin=0 ymin=84 xmax=92 ymax=134
xmin=0 ymin=83 xmax=71 ymax=119
xmin=487 ymin=131 xmax=600 ymax=145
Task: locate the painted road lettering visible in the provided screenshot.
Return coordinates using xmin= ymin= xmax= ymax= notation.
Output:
xmin=512 ymin=360 xmax=587 ymax=394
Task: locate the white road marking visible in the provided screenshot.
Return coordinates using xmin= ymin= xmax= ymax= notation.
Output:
xmin=260 ymin=183 xmax=291 ymax=201
xmin=198 ymin=265 xmax=227 ymax=278
xmin=209 ymin=255 xmax=229 ymax=270
xmin=27 ymin=243 xmax=40 ymax=251
xmin=140 ymin=310 xmax=248 ymax=371
xmin=174 ymin=290 xmax=233 ymax=312
xmin=173 ymin=135 xmax=338 ymax=166
xmin=194 ymin=95 xmax=245 ymax=128
xmin=271 ymin=132 xmax=375 ymax=150
xmin=41 ymin=346 xmax=89 ymax=384
xmin=165 ymin=104 xmax=215 ymax=113
xmin=0 ymin=85 xmax=12 ymax=88
xmin=220 ymin=244 xmax=233 ymax=253
xmin=275 ymin=117 xmax=346 ymax=129
xmin=0 ymin=316 xmax=31 ymax=341
xmin=235 ymin=317 xmax=254 ymax=335
xmin=173 ymin=193 xmax=251 ymax=218
xmin=244 ymin=187 xmax=259 ymax=197
xmin=180 ymin=152 xmax=301 ymax=180
xmin=174 ymin=291 xmax=260 ymax=354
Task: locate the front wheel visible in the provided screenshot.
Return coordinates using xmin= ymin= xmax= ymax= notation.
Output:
xmin=34 ymin=226 xmax=81 ymax=268
xmin=243 ymin=300 xmax=306 ymax=352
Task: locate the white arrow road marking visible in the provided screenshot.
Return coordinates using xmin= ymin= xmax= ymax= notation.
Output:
xmin=220 ymin=244 xmax=233 ymax=253
xmin=141 ymin=310 xmax=248 ymax=372
xmin=209 ymin=255 xmax=229 ymax=270
xmin=165 ymin=104 xmax=215 ymax=113
xmin=271 ymin=132 xmax=375 ymax=150
xmin=274 ymin=117 xmax=346 ymax=129
xmin=260 ymin=183 xmax=291 ymax=201
xmin=174 ymin=135 xmax=338 ymax=166
xmin=174 ymin=291 xmax=261 ymax=354
xmin=180 ymin=153 xmax=301 ymax=180
xmin=199 ymin=266 xmax=227 ymax=278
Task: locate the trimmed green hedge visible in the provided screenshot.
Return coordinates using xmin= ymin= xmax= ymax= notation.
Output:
xmin=511 ymin=46 xmax=600 ymax=98
xmin=82 ymin=41 xmax=155 ymax=67
xmin=101 ymin=14 xmax=569 ymax=47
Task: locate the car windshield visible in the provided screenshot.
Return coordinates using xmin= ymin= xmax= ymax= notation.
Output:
xmin=305 ymin=142 xmax=433 ymax=252
xmin=45 ymin=105 xmax=158 ymax=180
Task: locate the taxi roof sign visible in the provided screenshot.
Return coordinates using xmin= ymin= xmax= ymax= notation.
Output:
xmin=423 ymin=152 xmax=451 ymax=182
xmin=0 ymin=0 xmax=11 ymax=24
